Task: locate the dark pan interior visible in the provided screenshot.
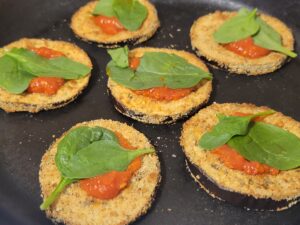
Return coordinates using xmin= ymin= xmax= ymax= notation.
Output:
xmin=0 ymin=0 xmax=299 ymax=224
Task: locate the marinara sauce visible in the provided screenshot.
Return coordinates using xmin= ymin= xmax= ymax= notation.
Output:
xmin=211 ymin=112 xmax=279 ymax=175
xmin=27 ymin=47 xmax=65 ymax=95
xmin=223 ymin=37 xmax=271 ymax=58
xmin=93 ymin=15 xmax=125 ymax=35
xmin=79 ymin=132 xmax=142 ymax=199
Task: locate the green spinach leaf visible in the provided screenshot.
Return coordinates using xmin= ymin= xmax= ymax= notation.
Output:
xmin=60 ymin=140 xmax=153 ymax=179
xmin=213 ymin=8 xmax=259 ymax=43
xmin=113 ymin=0 xmax=148 ymax=31
xmin=93 ymin=0 xmax=116 ymax=17
xmin=228 ymin=122 xmax=300 ymax=170
xmin=213 ymin=7 xmax=297 ymax=57
xmin=107 ymin=61 xmax=140 ymax=87
xmin=136 ymin=52 xmax=212 ymax=89
xmin=93 ymin=0 xmax=148 ymax=31
xmin=0 ymin=55 xmax=34 ymax=94
xmin=107 ymin=51 xmax=212 ymax=90
xmin=7 ymin=48 xmax=91 ymax=79
xmin=253 ymin=19 xmax=297 ymax=57
xmin=255 ymin=17 xmax=281 ymax=44
xmin=40 ymin=126 xmax=154 ymax=210
xmin=55 ymin=126 xmax=118 ymax=174
xmin=108 ymin=46 xmax=129 ymax=68
xmin=239 ymin=8 xmax=296 ymax=57
xmin=237 ymin=8 xmax=252 ymax=16
xmin=40 ymin=177 xmax=74 ymax=210
xmin=198 ymin=111 xmax=275 ymax=150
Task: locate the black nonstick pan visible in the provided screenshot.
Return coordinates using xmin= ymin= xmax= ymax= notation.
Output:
xmin=0 ymin=0 xmax=299 ymax=224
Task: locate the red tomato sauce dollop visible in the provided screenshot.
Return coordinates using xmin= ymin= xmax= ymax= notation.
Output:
xmin=212 ymin=145 xmax=279 ymax=175
xmin=79 ymin=132 xmax=142 ymax=200
xmin=30 ymin=47 xmax=65 ymax=58
xmin=211 ymin=112 xmax=279 ymax=175
xmin=223 ymin=37 xmax=271 ymax=58
xmin=93 ymin=15 xmax=125 ymax=35
xmin=27 ymin=47 xmax=65 ymax=95
xmin=27 ymin=77 xmax=65 ymax=95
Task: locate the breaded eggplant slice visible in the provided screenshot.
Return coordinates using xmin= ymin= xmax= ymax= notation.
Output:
xmin=190 ymin=11 xmax=295 ymax=75
xmin=0 ymin=38 xmax=92 ymax=113
xmin=180 ymin=103 xmax=300 ymax=211
xmin=108 ymin=48 xmax=212 ymax=124
xmin=71 ymin=0 xmax=160 ymax=48
xmin=39 ymin=119 xmax=161 ymax=225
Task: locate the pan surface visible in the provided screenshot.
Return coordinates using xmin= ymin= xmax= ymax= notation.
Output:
xmin=0 ymin=0 xmax=299 ymax=225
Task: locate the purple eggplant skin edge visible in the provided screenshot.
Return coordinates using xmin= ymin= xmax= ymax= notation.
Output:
xmin=185 ymin=159 xmax=300 ymax=211
xmin=107 ymin=88 xmax=209 ymax=124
